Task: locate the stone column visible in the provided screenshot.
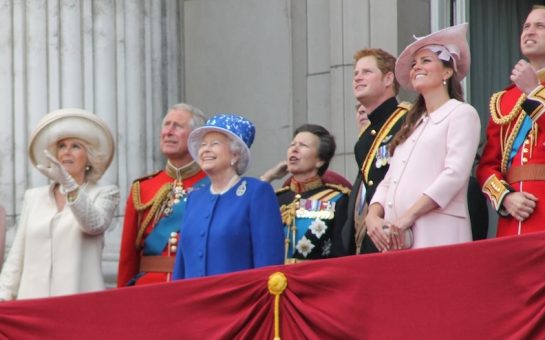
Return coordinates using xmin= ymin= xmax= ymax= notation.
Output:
xmin=0 ymin=0 xmax=185 ymax=287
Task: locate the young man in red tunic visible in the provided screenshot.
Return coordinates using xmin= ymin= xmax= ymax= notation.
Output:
xmin=117 ymin=103 xmax=207 ymax=286
xmin=477 ymin=6 xmax=545 ymax=236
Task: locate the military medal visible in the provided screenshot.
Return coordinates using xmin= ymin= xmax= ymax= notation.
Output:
xmin=163 ymin=179 xmax=187 ymax=217
xmin=375 ymin=146 xmax=383 ymax=168
xmin=376 ymin=145 xmax=388 ymax=168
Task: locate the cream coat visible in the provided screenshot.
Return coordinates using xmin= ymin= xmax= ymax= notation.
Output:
xmin=0 ymin=183 xmax=119 ymax=300
xmin=371 ymin=99 xmax=480 ymax=248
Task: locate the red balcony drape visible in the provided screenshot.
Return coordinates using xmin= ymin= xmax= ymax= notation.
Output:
xmin=1 ymin=232 xmax=544 ymax=339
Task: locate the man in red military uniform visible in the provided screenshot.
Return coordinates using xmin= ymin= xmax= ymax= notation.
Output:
xmin=117 ymin=103 xmax=208 ymax=286
xmin=477 ymin=6 xmax=545 ymax=237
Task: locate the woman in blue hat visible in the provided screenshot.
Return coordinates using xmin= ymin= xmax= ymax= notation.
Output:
xmin=172 ymin=114 xmax=284 ymax=279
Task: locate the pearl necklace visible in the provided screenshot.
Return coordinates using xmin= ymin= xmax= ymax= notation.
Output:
xmin=210 ymin=174 xmax=240 ymax=195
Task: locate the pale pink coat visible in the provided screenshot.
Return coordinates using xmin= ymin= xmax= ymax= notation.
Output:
xmin=371 ymin=99 xmax=480 ymax=248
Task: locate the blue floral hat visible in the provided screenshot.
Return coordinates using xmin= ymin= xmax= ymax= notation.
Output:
xmin=188 ymin=113 xmax=256 ymax=175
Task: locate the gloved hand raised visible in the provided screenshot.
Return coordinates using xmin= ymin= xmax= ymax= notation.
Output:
xmin=36 ymin=150 xmax=79 ymax=192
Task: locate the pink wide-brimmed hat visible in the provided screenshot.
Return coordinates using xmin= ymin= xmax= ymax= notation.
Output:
xmin=395 ymin=23 xmax=470 ymax=92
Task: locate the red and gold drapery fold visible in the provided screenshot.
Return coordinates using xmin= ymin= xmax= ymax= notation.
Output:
xmin=1 ymin=232 xmax=545 ymax=339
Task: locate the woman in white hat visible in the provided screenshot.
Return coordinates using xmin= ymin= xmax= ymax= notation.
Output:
xmin=172 ymin=114 xmax=284 ymax=279
xmin=0 ymin=108 xmax=120 ymax=300
xmin=365 ymin=23 xmax=481 ymax=251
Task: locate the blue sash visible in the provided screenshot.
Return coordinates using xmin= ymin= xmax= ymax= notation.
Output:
xmin=143 ymin=177 xmax=209 ymax=255
xmin=508 ymin=115 xmax=532 ymax=168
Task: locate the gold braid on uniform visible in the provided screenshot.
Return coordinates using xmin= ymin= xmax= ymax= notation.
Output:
xmin=325 ymin=183 xmax=351 ymax=195
xmin=361 ymin=105 xmax=407 ymax=182
xmin=500 ymin=110 xmax=527 ymax=174
xmin=133 ymin=181 xmax=172 ymax=249
xmin=490 ymin=91 xmax=526 ymax=126
xmin=280 ymin=194 xmax=301 ymax=262
xmin=279 ymin=199 xmax=298 ymax=233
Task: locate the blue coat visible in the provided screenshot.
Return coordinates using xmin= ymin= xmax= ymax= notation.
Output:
xmin=173 ymin=177 xmax=284 ymax=279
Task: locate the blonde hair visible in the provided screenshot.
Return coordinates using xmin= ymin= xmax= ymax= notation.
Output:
xmin=52 ymin=138 xmax=107 ymax=183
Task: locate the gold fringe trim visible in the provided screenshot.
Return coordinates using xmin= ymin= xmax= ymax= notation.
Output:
xmin=132 ymin=182 xmax=172 ymax=249
xmin=500 ymin=111 xmax=527 ymax=174
xmin=280 ymin=194 xmax=301 ymax=262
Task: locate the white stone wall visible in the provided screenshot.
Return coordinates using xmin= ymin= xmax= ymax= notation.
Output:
xmin=0 ymin=0 xmax=186 ymax=287
xmin=183 ymin=0 xmax=293 ymax=180
xmin=1 ymin=0 xmax=417 ymax=288
xmin=182 ymin=0 xmax=402 ymax=184
xmin=329 ymin=0 xmax=400 ymax=183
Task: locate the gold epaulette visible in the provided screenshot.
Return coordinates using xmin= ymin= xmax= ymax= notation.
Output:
xmin=130 ymin=170 xmax=170 ymax=212
xmin=489 ymin=90 xmax=524 ymax=126
xmin=397 ymin=101 xmax=412 ymax=111
xmin=528 ymin=84 xmax=545 ymax=121
xmin=275 ymin=186 xmax=290 ymax=194
xmin=131 ymin=169 xmax=163 ymax=185
xmin=325 ymin=183 xmax=351 ymax=195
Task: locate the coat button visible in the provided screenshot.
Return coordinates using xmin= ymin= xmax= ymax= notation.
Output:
xmin=371 ymin=130 xmax=377 ymax=135
xmin=170 ymin=245 xmax=177 ymax=253
xmin=368 ymin=180 xmax=374 ymax=186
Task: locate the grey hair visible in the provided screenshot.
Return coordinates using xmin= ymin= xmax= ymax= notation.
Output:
xmin=167 ymin=103 xmax=207 ymax=130
xmin=229 ymin=138 xmax=249 ymax=175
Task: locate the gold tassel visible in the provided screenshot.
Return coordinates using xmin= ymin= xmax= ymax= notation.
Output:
xmin=280 ymin=195 xmax=301 ymax=262
xmin=268 ymin=272 xmax=288 ymax=340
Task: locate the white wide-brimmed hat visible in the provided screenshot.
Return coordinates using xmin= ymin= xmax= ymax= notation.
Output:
xmin=395 ymin=23 xmax=470 ymax=91
xmin=188 ymin=113 xmax=256 ymax=175
xmin=28 ymin=108 xmax=115 ymax=182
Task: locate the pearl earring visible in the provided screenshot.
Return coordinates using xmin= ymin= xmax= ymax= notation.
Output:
xmin=85 ymin=165 xmax=91 ymax=171
xmin=442 ymin=79 xmax=447 ymax=86
xmin=230 ymin=160 xmax=236 ymax=166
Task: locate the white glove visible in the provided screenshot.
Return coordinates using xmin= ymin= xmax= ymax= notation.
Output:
xmin=36 ymin=150 xmax=79 ymax=192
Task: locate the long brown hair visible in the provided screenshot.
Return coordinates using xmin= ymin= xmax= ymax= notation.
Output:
xmin=389 ymin=57 xmax=464 ymax=155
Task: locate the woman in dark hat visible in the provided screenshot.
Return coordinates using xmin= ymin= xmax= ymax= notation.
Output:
xmin=0 ymin=108 xmax=119 ymax=301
